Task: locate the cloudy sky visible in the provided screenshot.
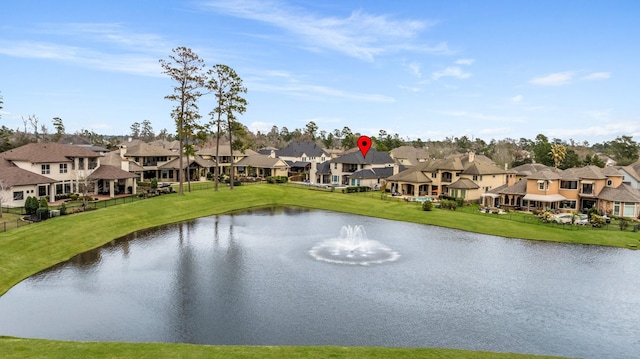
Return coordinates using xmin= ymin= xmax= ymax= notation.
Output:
xmin=1 ymin=0 xmax=638 ymax=144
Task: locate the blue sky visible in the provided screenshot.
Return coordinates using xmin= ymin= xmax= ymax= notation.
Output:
xmin=1 ymin=0 xmax=639 ymax=145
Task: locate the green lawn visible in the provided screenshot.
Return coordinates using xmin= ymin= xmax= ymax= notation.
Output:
xmin=3 ymin=183 xmax=631 ymax=358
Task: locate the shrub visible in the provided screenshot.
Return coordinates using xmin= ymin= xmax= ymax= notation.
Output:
xmin=422 ymin=200 xmax=434 ymax=211
xmin=35 ymin=207 xmax=49 ymax=220
xmin=590 ymin=214 xmax=605 ymax=228
xmin=39 ymin=197 xmax=49 ymax=209
xmin=455 ymin=197 xmax=464 ymax=207
xmin=24 ymin=196 xmax=39 ymax=215
xmin=439 ymin=199 xmax=457 ymax=211
xmin=60 ymin=202 xmax=67 ymax=215
xmin=150 ymin=178 xmax=158 ymax=189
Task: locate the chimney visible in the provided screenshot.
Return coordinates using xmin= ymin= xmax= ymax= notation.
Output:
xmin=269 ymin=149 xmax=275 ymax=158
xmin=120 ymin=145 xmax=127 ymax=158
xmin=468 ymin=151 xmax=475 ymax=163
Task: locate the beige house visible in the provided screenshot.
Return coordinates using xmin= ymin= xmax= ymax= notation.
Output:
xmin=0 ymin=143 xmax=137 ymax=207
xmin=197 ymin=146 xmax=258 ymax=177
xmin=327 ymin=149 xmax=395 ymax=187
xmin=235 ymin=154 xmax=290 ymax=178
xmin=387 ymin=152 xmax=506 ymax=201
xmin=484 ymin=164 xmax=640 ymax=218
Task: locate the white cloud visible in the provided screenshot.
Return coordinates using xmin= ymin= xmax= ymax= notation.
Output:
xmin=511 ymin=94 xmax=523 ymax=103
xmin=529 ymin=71 xmax=574 ymax=86
xmin=408 ymin=61 xmax=422 ymax=78
xmin=547 ymin=121 xmax=640 ymax=138
xmin=582 ymin=72 xmax=611 ymax=81
xmin=432 ymin=66 xmax=471 ymax=80
xmin=455 ymin=58 xmax=475 ymax=65
xmin=0 ymin=40 xmax=162 ymax=77
xmin=202 ymin=0 xmax=449 ymax=61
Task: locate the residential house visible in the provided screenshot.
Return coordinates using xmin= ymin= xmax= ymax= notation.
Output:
xmin=197 ymin=146 xmax=258 ymax=177
xmin=618 ymin=160 xmax=640 ymax=190
xmin=0 ymin=143 xmax=137 ymax=207
xmin=386 ymin=152 xmax=506 ymax=201
xmin=484 ymin=165 xmax=640 ymax=218
xmin=235 ymin=154 xmax=289 ymax=178
xmin=389 ymin=146 xmax=430 ymax=167
xmin=271 ymin=141 xmax=330 ymax=180
xmin=120 ymin=142 xmax=178 ymax=181
xmin=159 ymin=155 xmax=216 ymax=182
xmin=327 ymin=149 xmax=394 ymax=187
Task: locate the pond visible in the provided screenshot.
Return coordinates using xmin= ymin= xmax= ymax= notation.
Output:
xmin=0 ymin=208 xmax=639 ymax=358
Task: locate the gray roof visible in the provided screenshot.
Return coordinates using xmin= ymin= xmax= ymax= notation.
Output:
xmin=159 ymin=156 xmax=215 ymax=169
xmin=235 ymin=155 xmax=289 ymax=168
xmin=0 ymin=164 xmax=58 ymax=187
xmin=386 ymin=167 xmax=432 ymax=183
xmin=489 ymin=179 xmax=527 ymax=195
xmin=123 ymin=142 xmax=176 ymax=157
xmin=329 ymin=150 xmax=394 ymax=165
xmin=276 ymin=141 xmax=329 ymax=157
xmin=316 ymin=161 xmax=332 ymax=175
xmin=350 ymin=167 xmax=394 ymax=179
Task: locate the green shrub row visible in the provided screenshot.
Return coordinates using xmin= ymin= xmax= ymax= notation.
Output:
xmin=344 ymin=186 xmax=371 ymax=193
xmin=266 ymin=176 xmax=288 ymax=183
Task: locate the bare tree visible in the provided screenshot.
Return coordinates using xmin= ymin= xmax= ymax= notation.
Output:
xmin=159 ymin=47 xmax=206 ymax=195
xmin=206 ymin=64 xmax=247 ymax=191
xmin=28 ymin=114 xmax=39 ymax=143
xmin=74 ymin=169 xmax=94 ymax=210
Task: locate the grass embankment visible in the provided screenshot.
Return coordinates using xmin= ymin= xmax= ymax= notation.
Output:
xmin=0 ymin=337 xmax=565 ymax=359
xmin=1 ymin=183 xmax=625 ymax=358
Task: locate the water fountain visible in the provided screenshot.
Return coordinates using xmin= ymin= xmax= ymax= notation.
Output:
xmin=308 ymin=225 xmax=400 ymax=265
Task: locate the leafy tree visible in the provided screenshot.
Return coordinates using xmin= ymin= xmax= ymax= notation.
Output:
xmin=608 ymin=135 xmax=639 ymax=166
xmin=304 ymin=121 xmax=318 ymax=141
xmin=160 ymin=46 xmax=206 ymax=195
xmin=0 ymin=125 xmax=13 ymax=152
xmin=583 ymin=153 xmax=605 ymax=168
xmin=341 ymin=126 xmax=356 ymax=149
xmin=532 ymin=134 xmax=553 ymax=166
xmin=206 ymin=64 xmax=247 ymax=191
xmin=52 ymin=117 xmax=65 ymax=142
xmin=140 ymin=119 xmax=155 ymax=142
xmin=130 ymin=121 xmax=141 ymax=139
xmin=559 ymin=148 xmax=581 ymax=169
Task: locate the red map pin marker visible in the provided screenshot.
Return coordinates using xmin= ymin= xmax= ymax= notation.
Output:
xmin=357 ymin=135 xmax=372 ymax=158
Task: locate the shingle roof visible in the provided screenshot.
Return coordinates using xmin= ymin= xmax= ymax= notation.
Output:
xmin=350 ymin=167 xmax=394 ymax=179
xmin=389 ymin=146 xmax=430 ymax=166
xmin=122 ymin=142 xmax=176 ymax=157
xmin=386 ymin=167 xmax=432 ymax=183
xmin=276 ymin=141 xmax=329 ymax=157
xmin=88 ymin=165 xmax=138 ymax=180
xmin=528 ymin=169 xmax=562 ymax=180
xmin=490 ymin=179 xmax=527 ymax=195
xmin=100 ymin=151 xmax=144 ymax=172
xmin=235 ymin=155 xmax=289 ymax=168
xmin=329 ymin=150 xmax=394 ymax=165
xmin=597 ymin=184 xmax=640 ymax=202
xmin=449 ymin=177 xmax=480 ymax=189
xmin=316 ymin=161 xmax=331 ymax=174
xmin=159 ymin=156 xmax=215 ymax=169
xmin=1 ymin=143 xmax=100 ymax=163
xmin=0 ymin=164 xmax=57 ymax=187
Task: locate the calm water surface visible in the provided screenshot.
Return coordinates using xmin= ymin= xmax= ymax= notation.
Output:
xmin=1 ymin=208 xmax=639 ymax=358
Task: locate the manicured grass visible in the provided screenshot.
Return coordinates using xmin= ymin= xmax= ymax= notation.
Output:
xmin=0 ymin=337 xmax=565 ymax=359
xmin=2 ymin=183 xmax=629 ymax=358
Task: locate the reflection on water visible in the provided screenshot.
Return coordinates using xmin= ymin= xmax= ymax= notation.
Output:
xmin=0 ymin=209 xmax=639 ymax=359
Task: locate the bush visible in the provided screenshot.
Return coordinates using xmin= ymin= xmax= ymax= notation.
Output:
xmin=439 ymin=199 xmax=457 ymax=211
xmin=455 ymin=197 xmax=464 ymax=207
xmin=60 ymin=202 xmax=67 ymax=215
xmin=35 ymin=207 xmax=49 ymax=220
xmin=590 ymin=214 xmax=605 ymax=228
xmin=345 ymin=186 xmax=371 ymax=193
xmin=266 ymin=176 xmax=288 ymax=184
xmin=150 ymin=178 xmax=158 ymax=189
xmin=39 ymin=197 xmax=49 ymax=209
xmin=422 ymin=200 xmax=434 ymax=211
xmin=24 ymin=196 xmax=39 ymax=215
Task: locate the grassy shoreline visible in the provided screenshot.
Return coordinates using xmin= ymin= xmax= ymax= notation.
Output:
xmin=2 ymin=183 xmax=629 ymax=358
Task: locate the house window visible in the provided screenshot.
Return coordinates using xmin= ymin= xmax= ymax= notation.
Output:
xmin=624 ymin=203 xmax=635 ymax=217
xmin=614 ymin=202 xmax=620 ymax=215
xmin=432 ymin=172 xmax=437 ymax=178
xmin=302 ymin=157 xmax=306 ymax=162
xmin=332 ymin=175 xmax=339 ymax=183
xmin=41 ymin=164 xmax=50 ymax=174
xmin=607 ymin=179 xmax=613 ymax=186
xmin=60 ymin=163 xmax=68 ymax=174
xmin=334 ymin=163 xmax=338 ymax=169
xmin=560 ymin=200 xmax=576 ymax=209
xmin=13 ymin=191 xmax=24 ymax=200
xmin=538 ymin=181 xmax=548 ymax=191
xmin=560 ymin=181 xmax=577 ymax=189
xmin=38 ymin=185 xmax=47 ymax=197
xmin=473 ymin=175 xmax=478 ymax=181
xmin=78 ymin=158 xmax=85 ymax=170
xmin=321 ymin=157 xmax=325 ymax=162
